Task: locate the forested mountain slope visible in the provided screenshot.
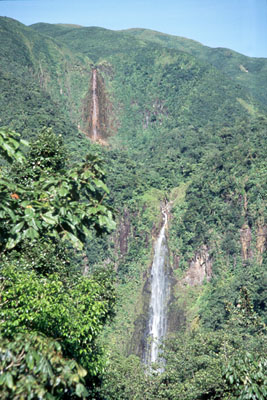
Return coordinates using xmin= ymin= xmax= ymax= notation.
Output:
xmin=31 ymin=22 xmax=267 ymax=107
xmin=0 ymin=17 xmax=93 ymax=153
xmin=122 ymin=28 xmax=267 ymax=107
xmin=31 ymin=20 xmax=266 ymax=182
xmin=0 ymin=17 xmax=266 ymax=399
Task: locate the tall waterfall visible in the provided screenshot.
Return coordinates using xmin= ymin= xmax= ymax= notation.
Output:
xmin=145 ymin=207 xmax=170 ymax=366
xmin=91 ymin=68 xmax=99 ymax=140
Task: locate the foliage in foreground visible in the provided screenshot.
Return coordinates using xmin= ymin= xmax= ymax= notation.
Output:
xmin=0 ymin=333 xmax=88 ymax=399
xmin=0 ymin=127 xmax=115 ymax=253
xmin=0 ymin=128 xmax=116 ymax=398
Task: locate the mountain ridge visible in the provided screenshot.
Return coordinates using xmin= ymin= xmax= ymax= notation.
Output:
xmin=30 ymin=20 xmax=267 ymax=107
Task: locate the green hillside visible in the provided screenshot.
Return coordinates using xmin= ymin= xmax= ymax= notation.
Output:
xmin=0 ymin=17 xmax=94 ymax=151
xmin=31 ymin=22 xmax=267 ymax=107
xmin=31 ymin=23 xmax=152 ymax=63
xmin=0 ymin=17 xmax=266 ymax=399
xmin=122 ymin=28 xmax=267 ymax=107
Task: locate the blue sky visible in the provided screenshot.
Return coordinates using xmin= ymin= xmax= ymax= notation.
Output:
xmin=0 ymin=0 xmax=266 ymax=57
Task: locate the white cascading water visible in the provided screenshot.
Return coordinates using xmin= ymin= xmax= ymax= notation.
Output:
xmin=145 ymin=207 xmax=170 ymax=367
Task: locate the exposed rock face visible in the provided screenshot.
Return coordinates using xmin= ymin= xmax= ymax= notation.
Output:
xmin=182 ymin=245 xmax=212 ymax=286
xmin=240 ymin=223 xmax=253 ymax=260
xmin=82 ymin=253 xmax=89 ymax=276
xmin=91 ymin=68 xmax=99 ymax=140
xmin=82 ymin=68 xmax=112 ymax=142
xmin=114 ymin=208 xmax=132 ymax=257
xmin=256 ymin=224 xmax=267 ymax=264
xmin=128 ymin=272 xmax=151 ymax=358
xmin=143 ymin=99 xmax=167 ymax=128
xmin=172 ymin=254 xmax=180 ymax=270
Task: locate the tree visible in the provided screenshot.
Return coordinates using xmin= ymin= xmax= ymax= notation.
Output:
xmin=223 ymin=352 xmax=267 ymax=400
xmin=0 ymin=333 xmax=89 ymax=400
xmin=0 ymin=127 xmax=116 ymax=398
xmin=0 ymin=128 xmax=115 ymax=253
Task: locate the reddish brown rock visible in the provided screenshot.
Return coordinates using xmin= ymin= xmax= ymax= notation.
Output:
xmin=256 ymin=224 xmax=267 ymax=264
xmin=182 ymin=245 xmax=212 ymax=286
xmin=240 ymin=223 xmax=253 ymax=260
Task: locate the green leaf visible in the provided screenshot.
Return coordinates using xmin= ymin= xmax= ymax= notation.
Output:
xmin=58 ymin=182 xmax=70 ymax=197
xmin=59 ymin=207 xmax=67 ymax=216
xmin=24 ymin=227 xmax=39 ymax=240
xmin=28 ymin=218 xmax=40 ymax=230
xmin=41 ymin=212 xmax=58 ymax=225
xmin=75 ymin=383 xmax=89 ymax=397
xmin=82 ymin=225 xmax=91 ymax=237
xmin=2 ymin=142 xmax=14 ymax=157
xmin=5 ymin=373 xmax=14 ymax=390
xmin=6 ymin=237 xmax=20 ymax=249
xmin=26 ymin=353 xmax=35 ymax=370
xmin=81 ymin=169 xmax=93 ymax=179
xmin=77 ymin=365 xmax=87 ymax=378
xmin=21 ymin=200 xmax=31 ymax=208
xmin=10 ymin=221 xmax=24 ymax=235
xmin=0 ymin=374 xmax=6 ymax=386
xmin=2 ymin=205 xmax=16 ymax=221
xmin=94 ymin=178 xmax=109 ymax=193
xmin=98 ymin=212 xmax=116 ymax=231
xmin=25 ymin=207 xmax=35 ymax=217
xmin=20 ymin=139 xmax=29 ymax=147
xmin=62 ymin=231 xmax=83 ymax=250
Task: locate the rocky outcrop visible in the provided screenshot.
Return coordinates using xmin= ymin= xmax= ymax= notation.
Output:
xmin=240 ymin=223 xmax=253 ymax=261
xmin=239 ymin=221 xmax=266 ymax=264
xmin=143 ymin=99 xmax=167 ymax=128
xmin=82 ymin=253 xmax=89 ymax=276
xmin=256 ymin=223 xmax=267 ymax=264
xmin=82 ymin=68 xmax=112 ymax=142
xmin=182 ymin=245 xmax=212 ymax=286
xmin=114 ymin=208 xmax=132 ymax=258
xmin=91 ymin=68 xmax=99 ymax=140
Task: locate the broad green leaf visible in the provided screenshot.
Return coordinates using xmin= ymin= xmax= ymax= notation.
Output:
xmin=5 ymin=373 xmax=14 ymax=390
xmin=2 ymin=142 xmax=14 ymax=156
xmin=2 ymin=205 xmax=16 ymax=221
xmin=0 ymin=374 xmax=6 ymax=385
xmin=98 ymin=212 xmax=116 ymax=231
xmin=21 ymin=200 xmax=31 ymax=207
xmin=10 ymin=221 xmax=24 ymax=235
xmin=62 ymin=231 xmax=83 ymax=250
xmin=28 ymin=218 xmax=40 ymax=231
xmin=20 ymin=139 xmax=29 ymax=147
xmin=82 ymin=225 xmax=91 ymax=237
xmin=24 ymin=227 xmax=39 ymax=240
xmin=25 ymin=207 xmax=35 ymax=217
xmin=81 ymin=169 xmax=93 ymax=179
xmin=94 ymin=178 xmax=109 ymax=193
xmin=6 ymin=237 xmax=20 ymax=249
xmin=77 ymin=365 xmax=87 ymax=378
xmin=58 ymin=183 xmax=69 ymax=196
xmin=59 ymin=207 xmax=66 ymax=216
xmin=75 ymin=383 xmax=89 ymax=397
xmin=41 ymin=212 xmax=58 ymax=225
xmin=26 ymin=353 xmax=34 ymax=370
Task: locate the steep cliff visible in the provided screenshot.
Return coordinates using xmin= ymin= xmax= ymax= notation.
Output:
xmin=82 ymin=68 xmax=113 ymax=143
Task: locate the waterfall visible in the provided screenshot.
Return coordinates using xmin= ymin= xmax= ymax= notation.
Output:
xmin=91 ymin=68 xmax=99 ymax=140
xmin=145 ymin=207 xmax=170 ymax=367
